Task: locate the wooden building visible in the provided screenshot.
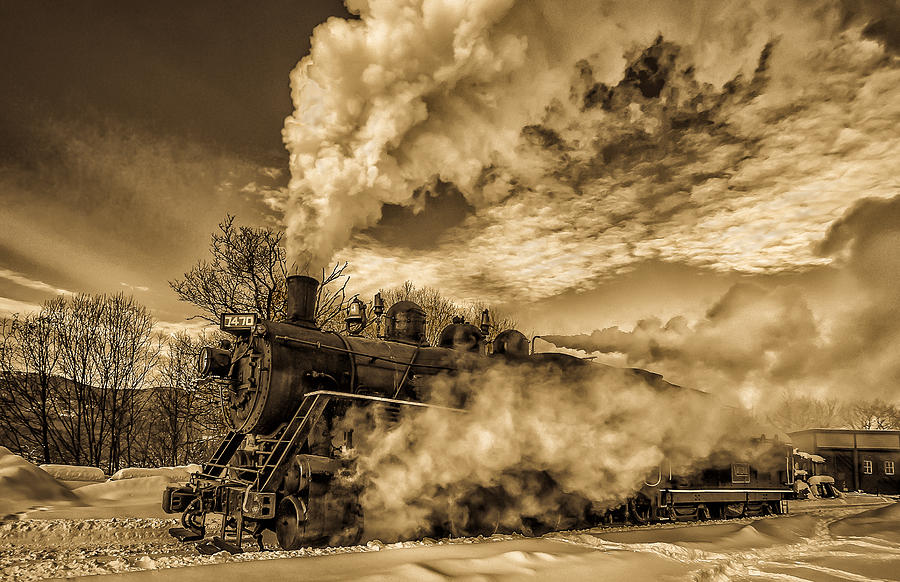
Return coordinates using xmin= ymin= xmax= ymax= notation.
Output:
xmin=788 ymin=429 xmax=900 ymax=494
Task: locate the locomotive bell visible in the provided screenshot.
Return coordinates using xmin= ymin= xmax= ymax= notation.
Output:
xmin=373 ymin=292 xmax=384 ymax=316
xmin=344 ymin=297 xmax=367 ymax=334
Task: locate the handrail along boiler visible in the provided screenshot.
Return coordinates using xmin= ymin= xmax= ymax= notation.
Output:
xmin=162 ymin=275 xmax=795 ymax=552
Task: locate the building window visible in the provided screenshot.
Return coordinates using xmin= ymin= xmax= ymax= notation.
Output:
xmin=863 ymin=460 xmax=873 ymax=475
xmin=886 ymin=461 xmax=895 ymax=476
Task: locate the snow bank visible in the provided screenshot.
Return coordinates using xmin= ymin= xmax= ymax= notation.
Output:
xmin=110 ymin=464 xmax=201 ymax=482
xmin=39 ymin=464 xmax=106 ymax=482
xmin=829 ymin=501 xmax=900 ymax=542
xmin=0 ymin=447 xmax=79 ymax=516
xmin=76 ymin=476 xmax=172 ymax=504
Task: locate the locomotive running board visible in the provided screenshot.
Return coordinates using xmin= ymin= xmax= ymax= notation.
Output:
xmin=302 ymin=390 xmax=466 ymax=413
xmin=664 ymin=488 xmax=792 ymax=504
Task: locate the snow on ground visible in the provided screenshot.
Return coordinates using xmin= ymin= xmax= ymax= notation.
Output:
xmin=0 ymin=457 xmax=192 ymax=523
xmin=1 ymin=452 xmax=898 ymax=581
xmin=39 ymin=464 xmax=106 ymax=483
xmin=2 ymin=501 xmax=899 ymax=581
xmin=110 ymin=465 xmax=200 ymax=482
xmin=0 ymin=448 xmax=80 ymax=518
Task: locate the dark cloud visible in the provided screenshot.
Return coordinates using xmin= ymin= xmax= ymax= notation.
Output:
xmin=0 ymin=115 xmax=280 ymax=322
xmin=362 ymin=181 xmax=475 ymax=250
xmin=0 ymin=2 xmax=350 ymax=325
xmin=817 ymin=195 xmax=900 ymax=292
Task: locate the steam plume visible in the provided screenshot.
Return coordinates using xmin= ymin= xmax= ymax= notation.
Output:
xmin=346 ymin=359 xmax=768 ymax=541
xmin=544 ymin=195 xmax=900 ymax=409
xmin=281 ymin=0 xmax=896 ymax=298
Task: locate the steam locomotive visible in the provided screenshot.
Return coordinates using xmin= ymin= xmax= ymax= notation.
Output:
xmin=162 ymin=275 xmax=793 ymax=553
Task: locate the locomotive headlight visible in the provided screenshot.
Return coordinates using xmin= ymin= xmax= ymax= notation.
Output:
xmin=198 ymin=346 xmax=232 ymax=377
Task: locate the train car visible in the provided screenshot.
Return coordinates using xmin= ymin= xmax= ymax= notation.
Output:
xmin=627 ymin=437 xmax=793 ymax=524
xmin=162 ymin=275 xmax=793 ymax=553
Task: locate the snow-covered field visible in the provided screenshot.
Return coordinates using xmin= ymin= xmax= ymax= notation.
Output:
xmin=1 ymin=447 xmax=898 ymax=581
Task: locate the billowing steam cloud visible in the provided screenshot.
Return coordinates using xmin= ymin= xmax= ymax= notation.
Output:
xmin=281 ymin=0 xmax=897 ymax=301
xmin=345 ymin=360 xmax=766 ymax=541
xmin=544 ymin=195 xmax=900 ymax=408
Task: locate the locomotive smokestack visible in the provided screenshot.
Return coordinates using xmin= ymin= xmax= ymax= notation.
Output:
xmin=285 ymin=275 xmax=318 ymax=327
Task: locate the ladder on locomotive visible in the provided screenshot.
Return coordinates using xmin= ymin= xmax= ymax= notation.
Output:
xmin=255 ymin=393 xmax=330 ymax=492
xmin=200 ymin=431 xmax=246 ymax=479
xmin=198 ymin=393 xmax=330 ymax=488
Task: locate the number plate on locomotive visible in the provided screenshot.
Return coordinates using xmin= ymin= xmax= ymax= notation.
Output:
xmin=221 ymin=313 xmax=258 ymax=332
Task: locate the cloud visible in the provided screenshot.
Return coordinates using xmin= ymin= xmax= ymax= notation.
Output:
xmin=0 ymin=268 xmax=72 ymax=296
xmin=119 ymin=282 xmax=150 ymax=292
xmin=276 ymin=0 xmax=898 ymax=305
xmin=153 ymin=318 xmax=217 ymax=338
xmin=0 ymin=297 xmax=41 ymax=317
xmin=0 ymin=113 xmax=279 ymax=319
xmin=544 ymin=195 xmax=900 ymax=407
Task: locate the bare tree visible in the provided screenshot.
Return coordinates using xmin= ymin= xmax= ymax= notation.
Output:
xmin=315 ymin=262 xmax=352 ymax=331
xmin=144 ymin=331 xmax=227 ymax=466
xmin=766 ymin=394 xmax=846 ymax=433
xmin=51 ymin=294 xmax=103 ymax=465
xmin=91 ymin=294 xmax=160 ymax=471
xmin=170 ymin=215 xmax=352 ymax=327
xmin=847 ymin=400 xmax=900 ymax=430
xmin=1 ymin=293 xmax=161 ymax=469
xmin=0 ymin=299 xmax=65 ymax=462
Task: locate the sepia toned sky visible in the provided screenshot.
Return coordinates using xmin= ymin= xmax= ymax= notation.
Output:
xmin=0 ymin=0 xmax=350 ymax=328
xmin=1 ymin=1 xmax=898 ymax=403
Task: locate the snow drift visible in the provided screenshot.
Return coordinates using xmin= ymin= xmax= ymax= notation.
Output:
xmin=75 ymin=476 xmax=173 ymax=504
xmin=38 ymin=464 xmax=107 ymax=482
xmin=0 ymin=447 xmax=79 ymax=516
xmin=38 ymin=464 xmax=107 ymax=489
xmin=110 ymin=464 xmax=201 ymax=482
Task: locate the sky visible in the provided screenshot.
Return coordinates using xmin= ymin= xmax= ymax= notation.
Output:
xmin=1 ymin=1 xmax=898 ymax=405
xmin=0 ymin=0 xmax=351 ymax=327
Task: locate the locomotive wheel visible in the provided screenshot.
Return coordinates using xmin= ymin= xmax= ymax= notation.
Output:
xmin=628 ymin=494 xmax=653 ymax=525
xmin=724 ymin=502 xmax=746 ymax=518
xmin=275 ymin=495 xmax=307 ymax=550
xmin=697 ymin=504 xmax=711 ymax=521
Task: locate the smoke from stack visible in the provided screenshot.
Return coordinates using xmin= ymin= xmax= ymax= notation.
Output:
xmin=279 ymin=0 xmax=896 ymax=298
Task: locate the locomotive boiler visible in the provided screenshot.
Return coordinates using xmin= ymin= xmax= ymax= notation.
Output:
xmin=162 ymin=275 xmax=794 ymax=553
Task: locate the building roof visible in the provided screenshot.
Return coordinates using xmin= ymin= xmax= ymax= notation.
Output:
xmin=789 ymin=428 xmax=900 ymax=436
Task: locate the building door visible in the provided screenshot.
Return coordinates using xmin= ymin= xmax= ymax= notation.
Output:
xmin=832 ymin=452 xmax=855 ymax=492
